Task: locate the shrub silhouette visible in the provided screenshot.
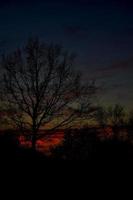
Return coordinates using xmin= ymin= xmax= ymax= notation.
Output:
xmin=51 ymin=128 xmax=98 ymax=160
xmin=0 ymin=128 xmax=133 ymax=162
xmin=0 ymin=130 xmax=48 ymax=162
xmin=51 ymin=128 xmax=133 ymax=161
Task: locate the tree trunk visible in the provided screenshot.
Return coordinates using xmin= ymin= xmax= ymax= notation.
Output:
xmin=32 ymin=118 xmax=38 ymax=151
xmin=31 ymin=131 xmax=37 ymax=152
xmin=113 ymin=125 xmax=119 ymax=140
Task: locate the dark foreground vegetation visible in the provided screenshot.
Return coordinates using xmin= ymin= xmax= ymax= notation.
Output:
xmin=0 ymin=130 xmax=49 ymax=163
xmin=0 ymin=127 xmax=133 ymax=163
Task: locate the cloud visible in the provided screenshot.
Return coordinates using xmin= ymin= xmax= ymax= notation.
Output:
xmin=86 ymin=57 xmax=133 ymax=95
xmin=111 ymin=58 xmax=133 ymax=71
xmin=99 ymin=57 xmax=133 ymax=75
xmin=64 ymin=25 xmax=89 ymax=39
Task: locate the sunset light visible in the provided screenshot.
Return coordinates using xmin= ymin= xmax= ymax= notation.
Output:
xmin=0 ymin=0 xmax=133 ymax=162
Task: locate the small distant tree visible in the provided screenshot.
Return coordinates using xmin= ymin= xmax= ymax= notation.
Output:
xmin=107 ymin=104 xmax=126 ymax=127
xmin=2 ymin=38 xmax=96 ymax=150
xmin=107 ymin=104 xmax=126 ymax=139
xmin=127 ymin=111 xmax=133 ymax=127
xmin=95 ymin=106 xmax=108 ymax=128
xmin=95 ymin=104 xmax=126 ymax=139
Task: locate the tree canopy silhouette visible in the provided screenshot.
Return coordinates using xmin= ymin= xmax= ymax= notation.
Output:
xmin=95 ymin=104 xmax=126 ymax=127
xmin=2 ymin=38 xmax=96 ymax=150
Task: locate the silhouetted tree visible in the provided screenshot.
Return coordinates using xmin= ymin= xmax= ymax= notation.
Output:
xmin=95 ymin=106 xmax=108 ymax=128
xmin=95 ymin=104 xmax=127 ymax=140
xmin=107 ymin=104 xmax=126 ymax=139
xmin=2 ymin=38 xmax=96 ymax=150
xmin=96 ymin=104 xmax=126 ymax=128
xmin=127 ymin=110 xmax=133 ymax=127
xmin=108 ymin=104 xmax=126 ymax=127
xmin=126 ymin=110 xmax=133 ymax=141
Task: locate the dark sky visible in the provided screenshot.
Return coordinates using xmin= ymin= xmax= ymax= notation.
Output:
xmin=0 ymin=0 xmax=133 ymax=108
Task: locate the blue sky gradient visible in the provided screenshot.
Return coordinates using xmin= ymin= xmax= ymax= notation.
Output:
xmin=0 ymin=0 xmax=133 ymax=108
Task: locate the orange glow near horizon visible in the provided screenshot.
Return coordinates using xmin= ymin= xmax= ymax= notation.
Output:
xmin=19 ymin=131 xmax=64 ymax=153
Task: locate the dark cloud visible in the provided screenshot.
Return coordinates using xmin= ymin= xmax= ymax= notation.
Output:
xmin=64 ymin=26 xmax=89 ymax=39
xmin=87 ymin=57 xmax=133 ymax=82
xmin=111 ymin=59 xmax=133 ymax=71
xmin=100 ymin=58 xmax=133 ymax=74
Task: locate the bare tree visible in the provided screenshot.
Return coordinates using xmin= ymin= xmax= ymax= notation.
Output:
xmin=108 ymin=104 xmax=126 ymax=138
xmin=107 ymin=104 xmax=126 ymax=127
xmin=95 ymin=106 xmax=108 ymax=128
xmin=2 ymin=38 xmax=96 ymax=150
xmin=96 ymin=104 xmax=126 ymax=126
xmin=127 ymin=110 xmax=133 ymax=127
xmin=95 ymin=104 xmax=126 ymax=139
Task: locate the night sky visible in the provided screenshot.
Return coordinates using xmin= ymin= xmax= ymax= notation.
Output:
xmin=0 ymin=0 xmax=133 ymax=109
